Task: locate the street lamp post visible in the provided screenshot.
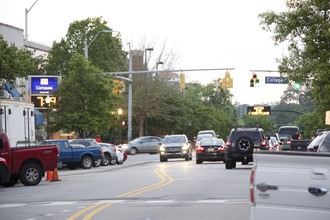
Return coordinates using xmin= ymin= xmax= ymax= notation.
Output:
xmin=144 ymin=48 xmax=153 ymax=136
xmin=45 ymin=96 xmax=51 ymax=139
xmin=25 ymin=0 xmax=39 ymax=48
xmin=118 ymin=108 xmax=123 ymax=144
xmin=85 ymin=30 xmax=116 ymax=59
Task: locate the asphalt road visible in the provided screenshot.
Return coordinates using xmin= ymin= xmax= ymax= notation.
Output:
xmin=0 ymin=153 xmax=252 ymax=220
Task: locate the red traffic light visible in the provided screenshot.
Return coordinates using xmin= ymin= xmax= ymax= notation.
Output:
xmin=121 ymin=120 xmax=127 ymax=126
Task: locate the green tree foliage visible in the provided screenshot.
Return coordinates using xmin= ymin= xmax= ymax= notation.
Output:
xmin=296 ymin=108 xmax=330 ymax=139
xmin=46 ymin=17 xmax=127 ymax=76
xmin=51 ymin=53 xmax=116 ymax=137
xmin=0 ymin=35 xmax=35 ymax=89
xmin=241 ymin=115 xmax=277 ymax=132
xmin=259 ymin=0 xmax=330 ymax=111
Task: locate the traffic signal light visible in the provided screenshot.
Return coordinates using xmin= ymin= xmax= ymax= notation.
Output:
xmin=113 ymin=80 xmax=124 ymax=94
xmin=221 ymin=72 xmax=233 ymax=89
xmin=250 ymin=79 xmax=254 ymax=87
xmin=294 ymin=82 xmax=301 ymax=89
xmin=121 ymin=120 xmax=127 ymax=126
xmin=255 ymin=78 xmax=260 ymax=88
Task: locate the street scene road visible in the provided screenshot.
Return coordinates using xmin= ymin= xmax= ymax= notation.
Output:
xmin=0 ymin=153 xmax=251 ymax=220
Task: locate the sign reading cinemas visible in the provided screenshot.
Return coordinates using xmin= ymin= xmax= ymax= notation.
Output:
xmin=247 ymin=106 xmax=271 ymax=116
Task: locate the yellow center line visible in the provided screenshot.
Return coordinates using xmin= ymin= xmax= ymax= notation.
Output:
xmin=67 ymin=162 xmax=185 ymax=220
xmin=67 ymin=203 xmax=102 ymax=220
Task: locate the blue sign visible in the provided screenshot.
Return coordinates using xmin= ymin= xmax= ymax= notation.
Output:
xmin=31 ymin=77 xmax=58 ymax=95
xmin=265 ymin=77 xmax=288 ymax=84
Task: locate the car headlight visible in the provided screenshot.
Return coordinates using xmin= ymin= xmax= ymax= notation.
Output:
xmin=182 ymin=145 xmax=189 ymax=150
xmin=159 ymin=146 xmax=165 ymax=151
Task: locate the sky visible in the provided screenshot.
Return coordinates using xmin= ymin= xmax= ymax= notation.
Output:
xmin=0 ymin=0 xmax=290 ymax=105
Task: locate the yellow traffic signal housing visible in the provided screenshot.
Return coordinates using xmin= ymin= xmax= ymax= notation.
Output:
xmin=227 ymin=77 xmax=233 ymax=88
xmin=221 ymin=78 xmax=228 ymax=89
xmin=250 ymin=79 xmax=255 ymax=87
xmin=180 ymin=73 xmax=185 ymax=89
xmin=113 ymin=80 xmax=124 ymax=94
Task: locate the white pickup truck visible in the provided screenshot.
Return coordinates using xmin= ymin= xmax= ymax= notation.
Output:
xmin=250 ymin=151 xmax=330 ymax=220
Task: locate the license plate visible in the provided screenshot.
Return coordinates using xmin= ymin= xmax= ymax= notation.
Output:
xmin=208 ymin=148 xmax=214 ymax=152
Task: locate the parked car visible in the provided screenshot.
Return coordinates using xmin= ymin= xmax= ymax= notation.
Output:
xmin=159 ymin=134 xmax=192 ymax=162
xmin=117 ymin=144 xmax=128 ymax=161
xmin=124 ymin=136 xmax=163 ymax=155
xmin=196 ymin=138 xmax=225 ymax=164
xmin=307 ymin=130 xmax=330 ymax=152
xmin=69 ymin=139 xmax=104 ymax=167
xmin=278 ymin=126 xmax=301 ymax=140
xmin=279 ymin=135 xmax=292 ymax=151
xmin=39 ymin=139 xmax=103 ymax=170
xmin=225 ymin=125 xmax=269 ymax=169
xmin=98 ymin=143 xmax=118 ymax=166
xmin=1 ymin=133 xmax=59 ymax=186
xmin=115 ymin=146 xmax=125 ymax=165
xmin=268 ymin=136 xmax=280 ymax=151
xmin=0 ymin=157 xmax=11 ymax=185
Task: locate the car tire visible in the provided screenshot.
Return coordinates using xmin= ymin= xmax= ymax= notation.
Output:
xmin=129 ymin=147 xmax=138 ymax=155
xmin=117 ymin=160 xmax=124 ymax=165
xmin=81 ymin=156 xmax=93 ymax=169
xmin=110 ymin=157 xmax=117 ymax=165
xmin=101 ymin=154 xmax=110 ymax=166
xmin=19 ymin=163 xmax=43 ymax=186
xmin=235 ymin=136 xmax=254 ymax=153
xmin=67 ymin=164 xmax=78 ymax=170
xmin=185 ymin=154 xmax=190 ymax=161
xmin=94 ymin=160 xmax=101 ymax=167
xmin=232 ymin=160 xmax=236 ymax=168
xmin=196 ymin=159 xmax=202 ymax=164
xmin=2 ymin=175 xmax=19 ymax=187
xmin=189 ymin=151 xmax=193 ymax=160
xmin=225 ymin=160 xmax=233 ymax=169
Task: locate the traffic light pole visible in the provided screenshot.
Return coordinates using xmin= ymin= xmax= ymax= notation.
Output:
xmin=106 ymin=67 xmax=235 ymax=143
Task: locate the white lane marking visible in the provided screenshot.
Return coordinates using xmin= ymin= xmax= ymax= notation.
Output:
xmin=0 ymin=203 xmax=26 ymax=208
xmin=44 ymin=213 xmax=54 ymax=216
xmin=62 ymin=209 xmax=71 ymax=212
xmin=0 ymin=198 xmax=249 ymax=210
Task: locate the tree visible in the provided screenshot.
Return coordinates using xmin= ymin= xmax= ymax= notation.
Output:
xmin=259 ymin=0 xmax=330 ymax=111
xmin=241 ymin=115 xmax=277 ymax=132
xmin=0 ymin=35 xmax=36 ymax=89
xmin=46 ymin=17 xmax=127 ymax=76
xmin=51 ymin=53 xmax=117 ymax=138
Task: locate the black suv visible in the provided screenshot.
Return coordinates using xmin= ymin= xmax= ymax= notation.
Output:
xmin=225 ymin=125 xmax=268 ymax=169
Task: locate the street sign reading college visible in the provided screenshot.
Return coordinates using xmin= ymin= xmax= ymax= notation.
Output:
xmin=247 ymin=106 xmax=271 ymax=116
xmin=265 ymin=77 xmax=288 ymax=84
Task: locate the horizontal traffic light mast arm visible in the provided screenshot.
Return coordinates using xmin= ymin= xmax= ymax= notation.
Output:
xmin=113 ymin=75 xmax=132 ymax=82
xmin=106 ymin=68 xmax=235 ymax=75
xmin=250 ymin=70 xmax=278 ymax=72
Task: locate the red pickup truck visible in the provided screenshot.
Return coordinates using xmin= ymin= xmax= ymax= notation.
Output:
xmin=0 ymin=133 xmax=59 ymax=186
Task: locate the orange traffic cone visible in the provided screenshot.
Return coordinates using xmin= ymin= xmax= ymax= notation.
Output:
xmin=51 ymin=168 xmax=61 ymax=181
xmin=46 ymin=171 xmax=53 ymax=181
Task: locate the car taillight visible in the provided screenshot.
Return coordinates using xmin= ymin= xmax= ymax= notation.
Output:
xmin=218 ymin=146 xmax=224 ymax=151
xmin=269 ymin=146 xmax=273 ymax=150
xmin=114 ymin=147 xmax=117 ymax=152
xmin=100 ymin=148 xmax=103 ymax=154
xmin=298 ymin=136 xmax=301 ymax=140
xmin=226 ymin=141 xmax=231 ymax=146
xmin=260 ymin=140 xmax=267 ymax=146
xmin=287 ymin=141 xmax=291 ymax=145
xmin=1 ymin=159 xmax=8 ymax=166
xmin=118 ymin=148 xmax=122 ymax=153
xmin=196 ymin=146 xmax=204 ymax=151
xmin=250 ymin=168 xmax=255 ymax=205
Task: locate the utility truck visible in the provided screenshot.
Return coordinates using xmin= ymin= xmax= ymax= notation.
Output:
xmin=0 ymin=93 xmax=36 ymax=148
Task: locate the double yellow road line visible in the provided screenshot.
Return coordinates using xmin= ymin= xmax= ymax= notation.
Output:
xmin=68 ymin=164 xmax=178 ymax=220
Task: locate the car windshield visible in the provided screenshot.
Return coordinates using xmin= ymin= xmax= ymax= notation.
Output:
xmin=197 ymin=134 xmax=213 ymax=141
xmin=200 ymin=139 xmax=223 ymax=146
xmin=279 ymin=135 xmax=291 ymax=141
xmin=164 ymin=136 xmax=186 ymax=144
